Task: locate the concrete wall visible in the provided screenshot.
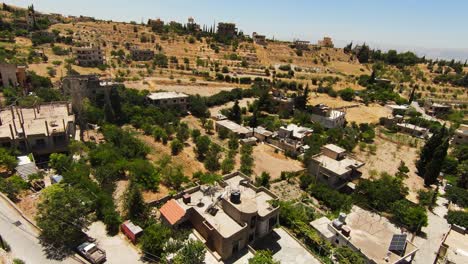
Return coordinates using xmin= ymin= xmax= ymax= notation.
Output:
xmin=0 ymin=63 xmax=18 ymax=87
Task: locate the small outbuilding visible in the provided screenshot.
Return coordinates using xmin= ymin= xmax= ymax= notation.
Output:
xmin=121 ymin=220 xmax=143 ymax=244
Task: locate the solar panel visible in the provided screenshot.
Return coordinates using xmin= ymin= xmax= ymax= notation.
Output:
xmin=389 ymin=234 xmax=407 ymax=253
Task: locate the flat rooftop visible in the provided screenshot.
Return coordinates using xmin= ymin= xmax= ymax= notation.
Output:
xmin=224 ymin=175 xmax=277 ymax=217
xmin=443 ymin=229 xmax=468 ymax=264
xmin=335 ymin=206 xmax=418 ymax=264
xmin=147 ymin=92 xmax=189 ymax=101
xmin=216 ymin=120 xmax=250 ymax=134
xmin=177 ymin=186 xmax=245 ymax=238
xmin=281 ymin=124 xmax=313 ymax=139
xmin=312 ymin=155 xmax=364 ymax=175
xmin=323 ymin=144 xmax=346 ymax=154
xmin=0 ymin=103 xmax=74 ymax=139
xmin=397 ymin=123 xmax=428 ymax=132
xmin=174 ymin=173 xmax=278 ymax=238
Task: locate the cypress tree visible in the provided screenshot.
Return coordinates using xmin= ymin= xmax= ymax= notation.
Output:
xmin=416 ymin=125 xmax=446 ymax=176
xmin=424 ymin=139 xmax=449 ymax=186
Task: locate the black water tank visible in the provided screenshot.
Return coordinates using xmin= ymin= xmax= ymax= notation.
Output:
xmin=230 ymin=190 xmax=241 ymax=204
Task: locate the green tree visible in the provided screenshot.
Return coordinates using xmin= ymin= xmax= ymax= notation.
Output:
xmin=0 ymin=175 xmax=28 ymax=201
xmin=424 ymin=139 xmax=449 ymax=185
xmin=171 ymin=139 xmax=184 ymax=155
xmin=229 ymin=100 xmax=242 ymax=124
xmin=240 ymin=144 xmax=254 ymax=175
xmin=204 ymin=144 xmax=222 ymax=172
xmin=123 ymin=182 xmax=148 ymax=223
xmin=176 ymin=123 xmax=190 ymax=142
xmin=195 ymin=135 xmax=211 ymax=160
xmin=161 ymin=164 xmax=189 ymax=191
xmin=36 ymin=185 xmax=92 ymax=248
xmin=255 ymin=172 xmax=271 ymax=189
xmin=391 ymin=200 xmax=428 ymax=232
xmin=339 ymin=88 xmax=355 ymax=101
xmin=335 ymin=246 xmax=365 ymax=264
xmin=140 ymin=223 xmax=172 ymax=258
xmin=173 ymin=240 xmax=206 ymax=264
xmin=221 ymin=154 xmax=235 ymax=174
xmin=248 ymin=250 xmax=279 ymax=264
xmin=128 ymin=159 xmax=160 ymax=191
xmin=0 ymin=148 xmax=17 ymax=174
xmin=416 ymin=126 xmax=446 ymax=176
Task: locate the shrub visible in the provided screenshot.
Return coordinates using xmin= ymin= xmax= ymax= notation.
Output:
xmin=447 ymin=210 xmax=468 ymax=228
xmin=308 ymin=184 xmax=352 ymax=212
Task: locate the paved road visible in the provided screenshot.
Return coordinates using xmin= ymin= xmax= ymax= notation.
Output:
xmin=410 ymin=102 xmax=441 ymax=123
xmin=412 ymin=188 xmax=450 ymax=264
xmin=0 ymin=196 xmax=80 ymax=264
xmin=86 ymin=221 xmax=144 ymax=264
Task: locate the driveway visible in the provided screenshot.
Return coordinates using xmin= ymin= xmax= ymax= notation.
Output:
xmin=412 ymin=189 xmax=450 ymax=264
xmin=0 ymin=195 xmax=80 ymax=263
xmin=86 ymin=221 xmax=144 ymax=264
xmin=253 ymin=228 xmax=321 ymax=264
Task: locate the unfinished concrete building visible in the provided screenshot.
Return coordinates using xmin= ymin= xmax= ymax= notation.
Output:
xmin=318 ymin=37 xmax=334 ymax=48
xmin=0 ymin=63 xmax=27 ymax=88
xmin=453 ymin=124 xmax=468 ymax=145
xmin=252 ymin=32 xmax=267 ymax=45
xmin=308 ymin=144 xmax=364 ymax=190
xmin=217 ymin=23 xmax=237 ymax=39
xmin=73 ymin=46 xmax=105 ymax=67
xmin=159 ymin=172 xmax=280 ymax=261
xmin=147 ymin=92 xmax=189 ymax=111
xmin=130 ymin=48 xmax=154 ymax=61
xmin=436 ymin=226 xmax=467 ymax=264
xmin=424 ymin=100 xmax=451 ymax=116
xmin=187 ymin=17 xmax=201 ymax=32
xmin=0 ymin=103 xmax=76 ymax=155
xmin=310 ymin=104 xmax=346 ymax=129
xmin=293 ymin=40 xmax=310 ymax=50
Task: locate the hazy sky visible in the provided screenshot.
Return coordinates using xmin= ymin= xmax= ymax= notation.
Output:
xmin=5 ymin=0 xmax=468 ymax=59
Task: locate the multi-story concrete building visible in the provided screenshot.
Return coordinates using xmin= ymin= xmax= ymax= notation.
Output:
xmin=0 ymin=103 xmax=76 ymax=155
xmin=217 ymin=23 xmax=237 ymax=39
xmin=130 ymin=48 xmax=154 ymax=61
xmin=187 ymin=17 xmax=201 ymax=32
xmin=73 ymin=46 xmax=105 ymax=67
xmin=252 ymin=32 xmax=267 ymax=45
xmin=0 ymin=63 xmax=27 ymax=88
xmin=453 ymin=124 xmax=468 ymax=145
xmin=311 ymin=206 xmax=419 ymax=264
xmin=308 ymin=144 xmax=364 ymax=190
xmin=147 ymin=92 xmax=189 ymax=111
xmin=318 ymin=37 xmax=334 ymax=48
xmin=293 ymin=40 xmax=310 ymax=50
xmin=159 ymin=172 xmax=280 ymax=261
xmin=310 ymin=104 xmax=346 ymax=129
xmin=424 ymin=100 xmax=451 ymax=116
xmin=436 ymin=226 xmax=467 ymax=264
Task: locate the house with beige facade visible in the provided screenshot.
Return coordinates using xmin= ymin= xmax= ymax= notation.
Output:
xmin=147 ymin=92 xmax=189 ymax=111
xmin=0 ymin=103 xmax=76 ymax=155
xmin=308 ymin=144 xmax=364 ymax=190
xmin=159 ymin=172 xmax=279 ymax=261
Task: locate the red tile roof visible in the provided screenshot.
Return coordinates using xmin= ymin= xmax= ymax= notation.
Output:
xmin=160 ymin=199 xmax=185 ymax=225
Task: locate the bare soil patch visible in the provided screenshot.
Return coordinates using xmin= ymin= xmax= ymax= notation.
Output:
xmin=252 ymin=144 xmax=304 ymax=179
xmin=354 ymin=134 xmax=426 ymax=203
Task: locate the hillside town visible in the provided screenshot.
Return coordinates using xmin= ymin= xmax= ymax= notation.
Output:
xmin=0 ymin=2 xmax=467 ymax=264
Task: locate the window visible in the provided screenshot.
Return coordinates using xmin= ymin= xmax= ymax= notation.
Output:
xmin=250 ymin=217 xmax=256 ymax=228
xmin=36 ymin=138 xmax=46 ymax=146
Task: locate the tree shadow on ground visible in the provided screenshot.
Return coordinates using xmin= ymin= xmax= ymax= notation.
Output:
xmin=39 ymin=237 xmax=74 ymax=261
